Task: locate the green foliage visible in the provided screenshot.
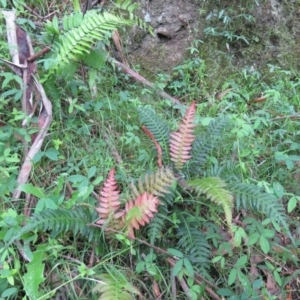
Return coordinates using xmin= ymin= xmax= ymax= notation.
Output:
xmin=46 ymin=10 xmax=132 ymax=70
xmin=138 ymin=107 xmax=170 ymax=160
xmin=93 ymin=273 xmax=140 ymax=300
xmin=189 ymin=115 xmax=228 ymax=173
xmin=187 ymin=177 xmax=234 ymax=232
xmin=130 ymin=167 xmax=175 ymax=198
xmin=1 ymin=206 xmax=99 ymax=257
xmin=176 ymin=225 xmax=211 ymax=271
xmin=1 ymin=1 xmax=300 ymax=298
xmin=228 ymin=182 xmax=292 ymax=240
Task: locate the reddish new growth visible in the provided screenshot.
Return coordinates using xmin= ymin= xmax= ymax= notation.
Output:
xmin=125 ymin=192 xmax=160 ymax=239
xmin=169 ymin=101 xmax=196 ymax=169
xmin=96 ymin=168 xmax=121 ymax=224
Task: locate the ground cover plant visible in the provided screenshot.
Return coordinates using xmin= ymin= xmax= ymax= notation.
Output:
xmin=0 ymin=1 xmax=300 ymax=299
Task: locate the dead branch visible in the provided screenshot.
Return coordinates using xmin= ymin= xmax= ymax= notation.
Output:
xmin=13 ymin=77 xmax=52 ymax=199
xmin=112 ymin=60 xmax=182 ymax=106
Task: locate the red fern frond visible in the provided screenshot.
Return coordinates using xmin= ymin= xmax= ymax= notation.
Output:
xmin=125 ymin=192 xmax=160 ymax=239
xmin=96 ymin=168 xmax=121 ymax=224
xmin=169 ymin=101 xmax=196 ymax=169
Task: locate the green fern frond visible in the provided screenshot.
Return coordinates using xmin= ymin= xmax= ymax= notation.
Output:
xmin=138 ymin=107 xmax=170 ymax=161
xmin=51 ymin=10 xmax=132 ymax=68
xmin=114 ymin=0 xmax=153 ymax=34
xmin=4 ymin=206 xmax=98 ymax=248
xmin=130 ymin=167 xmax=175 ymax=198
xmin=93 ymin=273 xmax=140 ymax=300
xmin=147 ymin=210 xmax=166 ymax=245
xmin=189 ymin=115 xmax=228 ymax=173
xmin=187 ymin=177 xmax=234 ymax=232
xmin=228 ymin=182 xmax=293 ymax=241
xmin=177 ymin=226 xmax=211 ymax=270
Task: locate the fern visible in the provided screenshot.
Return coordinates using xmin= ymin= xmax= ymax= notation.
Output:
xmin=169 ymin=101 xmax=196 ymax=169
xmin=228 ymin=182 xmax=292 ymax=240
xmin=176 ymin=225 xmax=211 ymax=271
xmin=125 ymin=192 xmax=160 ymax=239
xmin=189 ymin=115 xmax=228 ymax=173
xmin=93 ymin=273 xmax=140 ymax=300
xmin=96 ymin=168 xmax=121 ymax=224
xmin=138 ymin=107 xmax=170 ymax=160
xmin=187 ymin=177 xmax=234 ymax=232
xmin=147 ymin=210 xmax=167 ymax=245
xmin=114 ymin=0 xmax=153 ymax=34
xmin=3 ymin=206 xmax=98 ymax=249
xmin=130 ymin=167 xmax=175 ymax=198
xmin=49 ymin=10 xmax=132 ymax=68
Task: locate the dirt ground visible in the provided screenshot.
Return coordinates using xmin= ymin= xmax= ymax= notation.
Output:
xmin=126 ymin=0 xmax=300 ymax=79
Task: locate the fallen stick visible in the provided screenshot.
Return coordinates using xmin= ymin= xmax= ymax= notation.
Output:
xmin=113 ymin=60 xmax=182 ymax=106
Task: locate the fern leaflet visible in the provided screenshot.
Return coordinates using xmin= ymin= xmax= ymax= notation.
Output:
xmin=130 ymin=167 xmax=175 ymax=198
xmin=187 ymin=177 xmax=234 ymax=232
xmin=169 ymin=101 xmax=196 ymax=169
xmin=138 ymin=107 xmax=170 ymax=161
xmin=93 ymin=273 xmax=140 ymax=300
xmin=3 ymin=206 xmax=98 ymax=250
xmin=96 ymin=168 xmax=121 ymax=224
xmin=228 ymin=182 xmax=293 ymax=241
xmin=189 ymin=115 xmax=228 ymax=173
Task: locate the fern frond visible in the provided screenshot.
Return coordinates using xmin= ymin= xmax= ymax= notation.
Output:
xmin=170 ymin=101 xmax=196 ymax=169
xmin=52 ymin=10 xmax=132 ymax=68
xmin=93 ymin=273 xmax=140 ymax=300
xmin=177 ymin=226 xmax=211 ymax=270
xmin=228 ymin=182 xmax=292 ymax=240
xmin=130 ymin=167 xmax=175 ymax=198
xmin=187 ymin=177 xmax=234 ymax=232
xmin=189 ymin=115 xmax=228 ymax=173
xmin=147 ymin=209 xmax=167 ymax=245
xmin=114 ymin=0 xmax=153 ymax=34
xmin=138 ymin=107 xmax=170 ymax=160
xmin=4 ymin=207 xmax=98 ymax=249
xmin=125 ymin=192 xmax=160 ymax=239
xmin=96 ymin=168 xmax=121 ymax=224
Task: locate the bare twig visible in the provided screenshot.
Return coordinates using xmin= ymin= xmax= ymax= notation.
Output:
xmin=112 ymin=60 xmax=182 ymax=106
xmin=13 ymin=77 xmax=52 ymax=199
xmin=27 ymin=46 xmax=51 ymax=62
xmin=176 ymin=276 xmax=193 ymax=300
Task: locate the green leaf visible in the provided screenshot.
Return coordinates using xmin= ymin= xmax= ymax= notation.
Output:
xmin=235 ymin=255 xmax=248 ymax=268
xmin=168 ymin=248 xmax=184 ymax=258
xmin=183 ymin=258 xmax=194 ymax=277
xmin=272 ymin=182 xmax=284 ymax=198
xmin=146 ymin=264 xmax=158 ymax=276
xmin=19 ymin=184 xmax=45 ymax=198
xmin=216 ymin=288 xmax=233 ymax=296
xmin=23 ymin=245 xmax=46 ymax=299
xmin=212 ymin=256 xmax=222 ymax=263
xmin=1 ymin=287 xmax=18 ymax=298
xmin=87 ymin=166 xmax=97 ymax=179
xmin=237 ymin=270 xmax=251 ymax=290
xmin=288 ymin=196 xmax=297 ymax=213
xmin=273 ymin=270 xmax=282 ymax=286
xmin=262 ymin=229 xmax=275 ymax=239
xmin=228 ymin=269 xmax=237 ymax=286
xmin=259 ymin=235 xmax=270 ymax=254
xmin=173 ymin=259 xmax=183 ymax=277
xmin=247 ymin=232 xmax=260 ymax=245
xmin=135 ymin=261 xmax=145 ymax=273
xmin=44 ymin=148 xmax=59 ymax=161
